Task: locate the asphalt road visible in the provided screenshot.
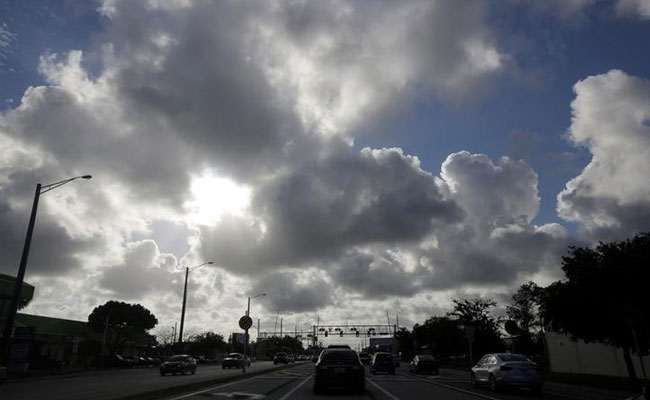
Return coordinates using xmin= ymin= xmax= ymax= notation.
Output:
xmin=0 ymin=361 xmax=289 ymax=400
xmin=160 ymin=364 xmax=639 ymax=400
xmin=0 ymin=362 xmax=640 ymax=400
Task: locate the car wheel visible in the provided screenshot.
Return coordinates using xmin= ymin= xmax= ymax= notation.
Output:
xmin=191 ymin=368 xmax=196 ymax=375
xmin=222 ymin=366 xmax=225 ymax=369
xmin=274 ymin=362 xmax=277 ymax=365
xmin=489 ymin=375 xmax=499 ymax=392
xmin=470 ymin=373 xmax=478 ymax=388
xmin=160 ymin=371 xmax=165 ymax=376
xmin=531 ymin=385 xmax=543 ymax=395
xmin=356 ymin=383 xmax=366 ymax=394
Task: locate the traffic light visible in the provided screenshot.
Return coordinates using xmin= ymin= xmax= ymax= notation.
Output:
xmin=356 ymin=331 xmax=360 ymax=337
xmin=339 ymin=331 xmax=343 ymax=337
xmin=324 ymin=331 xmax=328 ymax=337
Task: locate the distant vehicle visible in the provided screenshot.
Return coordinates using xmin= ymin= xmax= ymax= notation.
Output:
xmin=471 ymin=353 xmax=543 ymax=394
xmin=358 ymin=352 xmax=371 ymax=365
xmin=287 ymin=354 xmax=296 ymax=363
xmin=327 ymin=344 xmax=351 ymax=349
xmin=222 ymin=353 xmax=249 ymax=369
xmin=409 ymin=354 xmax=439 ymax=375
xmin=313 ymin=348 xmax=365 ymax=394
xmin=273 ymin=352 xmax=289 ymax=364
xmin=370 ymin=352 xmax=395 ymax=375
xmin=297 ymin=354 xmax=308 ymax=361
xmin=159 ymin=355 xmax=197 ymax=376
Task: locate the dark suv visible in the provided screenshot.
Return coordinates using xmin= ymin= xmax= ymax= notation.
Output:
xmin=273 ymin=352 xmax=289 ymax=364
xmin=159 ymin=355 xmax=197 ymax=376
xmin=370 ymin=352 xmax=395 ymax=375
xmin=222 ymin=353 xmax=249 ymax=369
xmin=313 ymin=348 xmax=365 ymax=394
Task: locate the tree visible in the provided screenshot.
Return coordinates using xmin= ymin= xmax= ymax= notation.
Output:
xmin=447 ymin=298 xmax=505 ymax=360
xmin=412 ymin=316 xmax=464 ymax=362
xmin=189 ymin=331 xmax=227 ymax=358
xmin=88 ymin=301 xmax=158 ymax=355
xmin=506 ymin=281 xmax=543 ymax=355
xmin=540 ymin=231 xmax=650 ymax=382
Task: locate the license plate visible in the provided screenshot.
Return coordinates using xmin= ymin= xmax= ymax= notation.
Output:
xmin=334 ymin=367 xmax=345 ymax=373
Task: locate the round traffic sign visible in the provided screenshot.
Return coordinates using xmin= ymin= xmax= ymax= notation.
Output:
xmin=239 ymin=315 xmax=253 ymax=330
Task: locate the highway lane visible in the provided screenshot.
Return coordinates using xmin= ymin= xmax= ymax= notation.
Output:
xmin=1 ymin=362 xmax=639 ymax=400
xmin=163 ymin=363 xmax=618 ymax=400
xmin=0 ymin=361 xmax=290 ymax=400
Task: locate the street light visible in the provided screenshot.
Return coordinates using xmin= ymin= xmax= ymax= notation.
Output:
xmin=243 ymin=293 xmax=265 ymax=359
xmin=177 ymin=261 xmax=214 ymax=346
xmin=1 ymin=175 xmax=92 ymax=368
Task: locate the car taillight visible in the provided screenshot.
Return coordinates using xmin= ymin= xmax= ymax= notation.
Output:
xmin=500 ymin=366 xmax=513 ymax=371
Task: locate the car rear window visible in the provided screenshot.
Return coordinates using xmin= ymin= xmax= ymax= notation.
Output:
xmin=498 ymin=354 xmax=530 ymax=362
xmin=375 ymin=353 xmax=393 ymax=361
xmin=169 ymin=355 xmax=187 ymax=361
xmin=321 ymin=350 xmax=357 ymax=361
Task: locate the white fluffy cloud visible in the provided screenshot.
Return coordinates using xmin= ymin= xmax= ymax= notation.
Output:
xmin=2 ymin=1 xmax=647 ymax=336
xmin=558 ymin=70 xmax=650 ymax=240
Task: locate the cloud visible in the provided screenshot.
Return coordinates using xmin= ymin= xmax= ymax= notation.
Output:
xmin=198 ymin=145 xmax=463 ymax=274
xmin=99 ymin=240 xmax=178 ymax=299
xmin=616 ymin=0 xmax=650 ymax=18
xmin=250 ymin=270 xmax=334 ymax=313
xmin=558 ymin=70 xmax=650 ymax=241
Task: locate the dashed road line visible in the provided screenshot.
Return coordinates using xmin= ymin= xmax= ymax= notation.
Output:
xmin=365 ymin=377 xmax=403 ymax=400
xmin=276 ymin=374 xmax=312 ymax=400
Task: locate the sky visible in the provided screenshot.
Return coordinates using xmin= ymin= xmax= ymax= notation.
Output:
xmin=1 ymin=0 xmax=650 ymax=345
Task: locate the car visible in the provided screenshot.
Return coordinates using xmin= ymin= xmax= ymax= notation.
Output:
xmin=159 ymin=354 xmax=197 ymax=376
xmin=410 ymin=354 xmax=439 ymax=375
xmin=470 ymin=353 xmax=543 ymax=394
xmin=273 ymin=352 xmax=289 ymax=364
xmin=287 ymin=354 xmax=296 ymax=363
xmin=222 ymin=353 xmax=249 ymax=369
xmin=313 ymin=348 xmax=365 ymax=394
xmin=370 ymin=352 xmax=395 ymax=375
xmin=358 ymin=352 xmax=371 ymax=365
xmin=327 ymin=344 xmax=351 ymax=349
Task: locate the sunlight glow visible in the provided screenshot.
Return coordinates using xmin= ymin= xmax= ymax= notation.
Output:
xmin=185 ymin=174 xmax=251 ymax=225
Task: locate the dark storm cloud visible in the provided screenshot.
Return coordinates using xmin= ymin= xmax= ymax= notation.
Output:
xmin=250 ymin=270 xmax=334 ymax=313
xmin=199 ymin=146 xmax=464 ymax=274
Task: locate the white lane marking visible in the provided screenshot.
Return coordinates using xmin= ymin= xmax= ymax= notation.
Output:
xmin=276 ymin=374 xmax=312 ymax=400
xmin=164 ymin=376 xmax=260 ymax=400
xmin=365 ymin=377 xmax=402 ymax=400
xmin=399 ymin=373 xmax=500 ymax=400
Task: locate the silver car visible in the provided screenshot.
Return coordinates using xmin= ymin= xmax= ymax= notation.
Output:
xmin=471 ymin=353 xmax=543 ymax=394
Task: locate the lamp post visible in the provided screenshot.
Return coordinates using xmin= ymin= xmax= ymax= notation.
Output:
xmin=1 ymin=175 xmax=92 ymax=368
xmin=177 ymin=261 xmax=214 ymax=347
xmin=243 ymin=293 xmax=265 ymax=359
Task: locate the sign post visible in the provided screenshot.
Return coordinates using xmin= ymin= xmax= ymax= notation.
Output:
xmin=239 ymin=315 xmax=253 ymax=370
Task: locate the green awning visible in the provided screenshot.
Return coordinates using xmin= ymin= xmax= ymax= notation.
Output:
xmin=0 ymin=273 xmax=35 ymax=301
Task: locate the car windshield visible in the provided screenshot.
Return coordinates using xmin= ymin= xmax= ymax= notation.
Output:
xmin=168 ymin=356 xmax=187 ymax=361
xmin=375 ymin=353 xmax=393 ymax=361
xmin=498 ymin=354 xmax=531 ymax=362
xmin=321 ymin=350 xmax=357 ymax=361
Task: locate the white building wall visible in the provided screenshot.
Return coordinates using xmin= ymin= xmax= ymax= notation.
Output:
xmin=546 ymin=331 xmax=650 ymax=378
